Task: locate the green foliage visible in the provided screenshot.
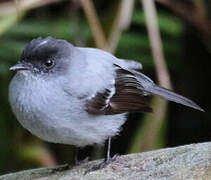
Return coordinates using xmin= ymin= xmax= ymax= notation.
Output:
xmin=132 ymin=10 xmax=183 ymax=36
xmin=116 ymin=9 xmax=183 ymax=71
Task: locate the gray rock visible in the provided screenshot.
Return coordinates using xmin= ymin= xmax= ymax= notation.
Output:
xmin=0 ymin=142 xmax=211 ymax=180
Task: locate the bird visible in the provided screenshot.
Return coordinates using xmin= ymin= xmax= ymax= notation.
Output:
xmin=9 ymin=37 xmax=204 ymax=171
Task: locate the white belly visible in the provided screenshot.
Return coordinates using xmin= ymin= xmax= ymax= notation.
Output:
xmin=9 ymin=72 xmax=126 ymax=147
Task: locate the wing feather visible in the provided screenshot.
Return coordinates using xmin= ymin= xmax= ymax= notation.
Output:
xmin=85 ymin=65 xmax=152 ymax=115
xmin=85 ymin=64 xmax=204 ymax=114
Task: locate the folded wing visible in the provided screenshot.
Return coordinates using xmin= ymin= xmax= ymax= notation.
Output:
xmin=85 ymin=64 xmax=204 ymax=115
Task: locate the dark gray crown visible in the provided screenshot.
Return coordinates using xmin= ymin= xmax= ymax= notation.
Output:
xmin=21 ymin=37 xmax=72 ymax=63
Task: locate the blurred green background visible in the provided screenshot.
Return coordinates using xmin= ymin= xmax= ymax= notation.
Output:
xmin=0 ymin=0 xmax=210 ymax=175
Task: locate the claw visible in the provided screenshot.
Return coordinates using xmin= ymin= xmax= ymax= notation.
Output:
xmin=75 ymin=156 xmax=89 ymax=166
xmin=84 ymin=154 xmax=118 ymax=175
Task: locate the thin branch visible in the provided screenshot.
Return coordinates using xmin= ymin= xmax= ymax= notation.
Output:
xmin=0 ymin=12 xmax=21 ymax=36
xmin=80 ymin=0 xmax=134 ymax=53
xmin=0 ymin=0 xmax=63 ymax=16
xmin=129 ymin=97 xmax=167 ymax=153
xmin=14 ymin=0 xmax=20 ymax=19
xmin=155 ymin=0 xmax=211 ymax=38
xmin=119 ymin=0 xmax=135 ymax=30
xmin=136 ymin=0 xmax=171 ymax=152
xmin=80 ymin=0 xmax=107 ymax=50
xmin=140 ymin=98 xmax=167 ymax=151
xmin=106 ymin=0 xmax=135 ymax=53
xmin=193 ymin=0 xmax=207 ymax=19
xmin=142 ymin=0 xmax=171 ymax=88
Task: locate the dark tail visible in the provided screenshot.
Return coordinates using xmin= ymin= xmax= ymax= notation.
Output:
xmin=145 ymin=84 xmax=204 ymax=112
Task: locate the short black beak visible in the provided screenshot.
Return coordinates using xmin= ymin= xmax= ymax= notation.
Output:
xmin=9 ymin=63 xmax=30 ymax=71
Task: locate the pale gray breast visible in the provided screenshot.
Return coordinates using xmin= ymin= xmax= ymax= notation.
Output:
xmin=9 ymin=72 xmax=78 ymax=137
xmin=8 ymin=68 xmax=127 ymax=146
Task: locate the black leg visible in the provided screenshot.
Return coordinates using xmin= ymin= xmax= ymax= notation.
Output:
xmin=50 ymin=147 xmax=90 ymax=172
xmin=74 ymin=147 xmax=89 ymax=166
xmin=85 ymin=137 xmax=118 ymax=174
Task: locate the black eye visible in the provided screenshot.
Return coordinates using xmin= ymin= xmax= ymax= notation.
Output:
xmin=44 ymin=59 xmax=54 ymax=68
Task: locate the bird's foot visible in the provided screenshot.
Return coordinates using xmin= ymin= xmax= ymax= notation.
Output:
xmin=65 ymin=156 xmax=89 ymax=170
xmin=51 ymin=164 xmax=71 ymax=172
xmin=84 ymin=154 xmax=118 ymax=175
xmin=75 ymin=156 xmax=89 ymax=166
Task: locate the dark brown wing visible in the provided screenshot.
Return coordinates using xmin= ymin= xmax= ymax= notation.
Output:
xmin=85 ymin=65 xmax=152 ymax=115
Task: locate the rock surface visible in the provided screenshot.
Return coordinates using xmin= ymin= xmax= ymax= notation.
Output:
xmin=0 ymin=142 xmax=211 ymax=180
